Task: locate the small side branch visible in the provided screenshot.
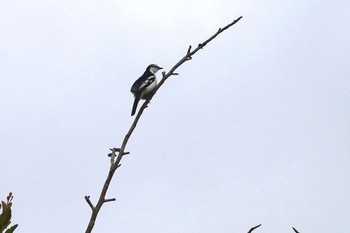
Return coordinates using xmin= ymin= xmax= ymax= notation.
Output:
xmin=108 ymin=148 xmax=129 ymax=156
xmin=104 ymin=198 xmax=116 ymax=203
xmin=84 ymin=196 xmax=94 ymax=211
xmin=108 ymin=148 xmax=129 ymax=164
xmin=186 ymin=45 xmax=193 ymax=60
xmin=187 ymin=45 xmax=192 ymax=54
xmin=293 ymin=227 xmax=300 ymax=233
xmin=248 ymin=224 xmax=262 ymax=233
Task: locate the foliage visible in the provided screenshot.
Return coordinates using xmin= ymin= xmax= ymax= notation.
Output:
xmin=0 ymin=193 xmax=18 ymax=233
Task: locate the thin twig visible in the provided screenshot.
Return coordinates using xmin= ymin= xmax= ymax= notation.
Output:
xmin=84 ymin=196 xmax=94 ymax=211
xmin=104 ymin=198 xmax=116 ymax=203
xmin=84 ymin=16 xmax=243 ymax=233
xmin=248 ymin=224 xmax=262 ymax=233
xmin=187 ymin=45 xmax=192 ymax=54
xmin=293 ymin=227 xmax=300 ymax=233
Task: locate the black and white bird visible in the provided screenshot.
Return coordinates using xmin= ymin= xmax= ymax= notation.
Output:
xmin=130 ymin=64 xmax=163 ymax=116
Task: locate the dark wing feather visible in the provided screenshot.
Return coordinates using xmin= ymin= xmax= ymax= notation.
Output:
xmin=130 ymin=70 xmax=156 ymax=116
xmin=131 ymin=94 xmax=140 ymax=116
xmin=131 ymin=75 xmax=155 ymax=94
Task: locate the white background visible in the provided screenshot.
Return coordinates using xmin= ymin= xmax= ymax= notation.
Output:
xmin=1 ymin=0 xmax=350 ymax=232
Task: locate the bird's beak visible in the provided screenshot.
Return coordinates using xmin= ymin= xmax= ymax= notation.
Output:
xmin=159 ymin=67 xmax=163 ymax=70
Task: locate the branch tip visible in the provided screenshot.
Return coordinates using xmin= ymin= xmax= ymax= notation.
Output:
xmin=104 ymin=198 xmax=116 ymax=203
xmin=84 ymin=196 xmax=95 ymax=211
xmin=248 ymin=224 xmax=262 ymax=233
xmin=292 ymin=227 xmax=300 ymax=233
xmin=187 ymin=45 xmax=192 ymax=54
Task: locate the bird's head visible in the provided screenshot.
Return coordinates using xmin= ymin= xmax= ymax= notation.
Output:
xmin=147 ymin=64 xmax=163 ymax=74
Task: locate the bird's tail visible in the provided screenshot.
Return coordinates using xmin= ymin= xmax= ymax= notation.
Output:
xmin=131 ymin=95 xmax=140 ymax=116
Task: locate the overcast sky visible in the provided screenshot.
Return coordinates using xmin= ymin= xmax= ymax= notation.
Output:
xmin=1 ymin=0 xmax=350 ymax=232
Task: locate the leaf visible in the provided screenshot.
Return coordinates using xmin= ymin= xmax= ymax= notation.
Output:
xmin=5 ymin=224 xmax=18 ymax=233
xmin=0 ymin=208 xmax=11 ymax=229
xmin=1 ymin=220 xmax=10 ymax=232
xmin=1 ymin=202 xmax=7 ymax=212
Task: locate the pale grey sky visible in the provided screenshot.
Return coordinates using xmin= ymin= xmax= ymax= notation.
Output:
xmin=1 ymin=0 xmax=350 ymax=232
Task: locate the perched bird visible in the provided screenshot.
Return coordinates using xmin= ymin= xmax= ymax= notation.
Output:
xmin=130 ymin=64 xmax=163 ymax=116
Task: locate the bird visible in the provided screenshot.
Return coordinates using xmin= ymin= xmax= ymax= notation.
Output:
xmin=130 ymin=64 xmax=163 ymax=116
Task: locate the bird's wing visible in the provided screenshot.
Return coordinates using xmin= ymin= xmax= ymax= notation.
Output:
xmin=131 ymin=75 xmax=155 ymax=94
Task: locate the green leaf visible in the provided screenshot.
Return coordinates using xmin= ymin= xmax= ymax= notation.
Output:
xmin=1 ymin=221 xmax=10 ymax=232
xmin=1 ymin=202 xmax=7 ymax=212
xmin=0 ymin=208 xmax=11 ymax=229
xmin=5 ymin=224 xmax=18 ymax=233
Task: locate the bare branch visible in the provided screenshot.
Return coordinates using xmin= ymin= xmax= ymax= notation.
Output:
xmin=84 ymin=16 xmax=243 ymax=233
xmin=247 ymin=224 xmax=262 ymax=233
xmin=110 ymin=148 xmax=120 ymax=152
xmin=104 ymin=198 xmax=116 ymax=203
xmin=187 ymin=45 xmax=192 ymax=54
xmin=84 ymin=196 xmax=94 ymax=211
xmin=293 ymin=227 xmax=300 ymax=233
xmin=150 ymin=16 xmax=243 ymax=99
xmin=108 ymin=148 xmax=118 ymax=164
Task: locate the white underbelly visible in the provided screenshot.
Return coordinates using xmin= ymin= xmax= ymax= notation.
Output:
xmin=140 ymin=79 xmax=157 ymax=99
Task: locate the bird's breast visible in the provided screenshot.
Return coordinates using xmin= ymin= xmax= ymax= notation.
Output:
xmin=140 ymin=79 xmax=157 ymax=99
